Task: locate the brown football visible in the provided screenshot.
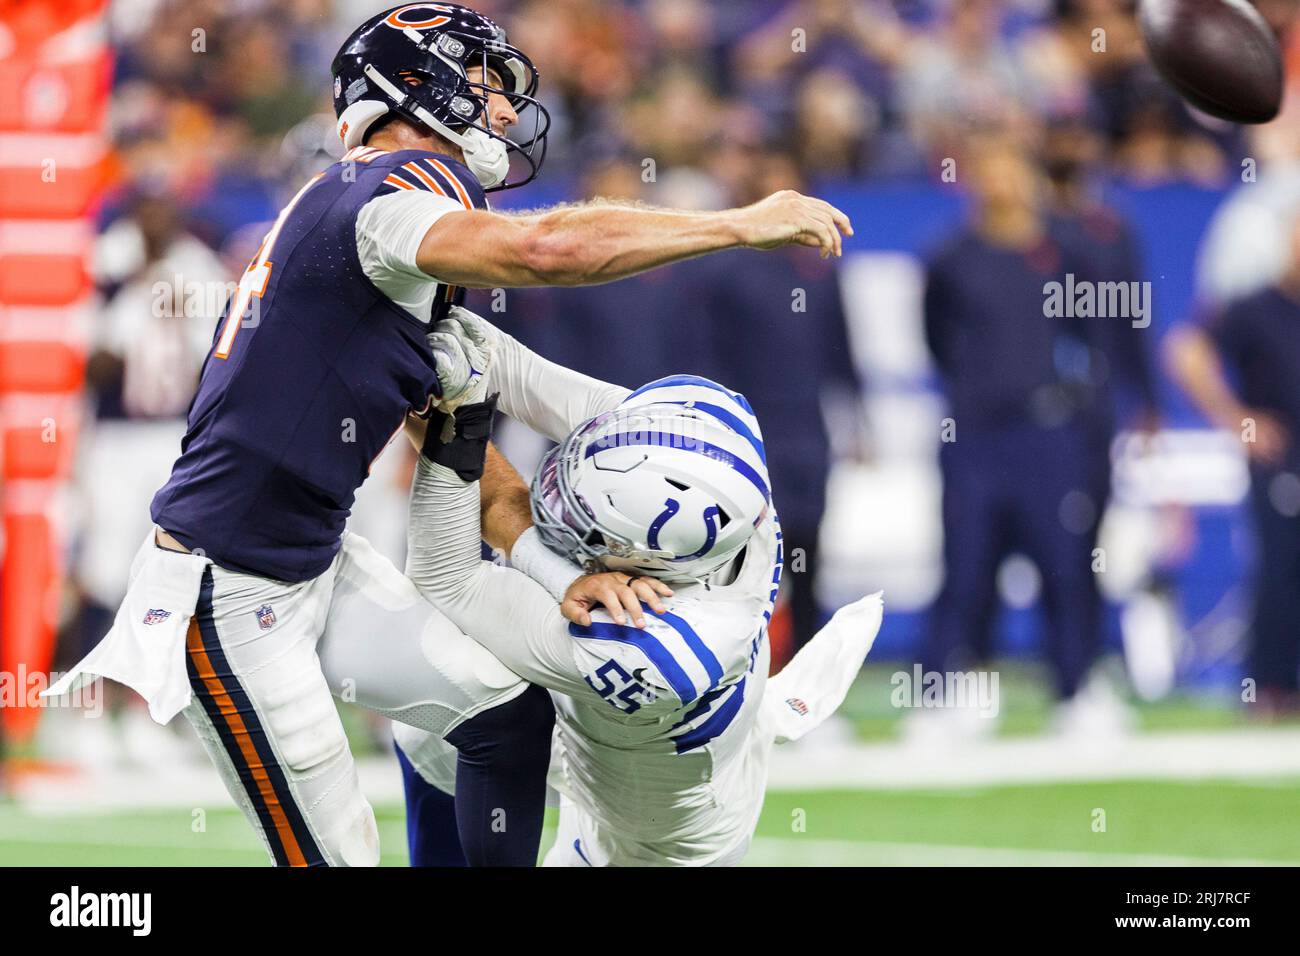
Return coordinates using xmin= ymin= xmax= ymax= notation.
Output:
xmin=1138 ymin=0 xmax=1284 ymax=123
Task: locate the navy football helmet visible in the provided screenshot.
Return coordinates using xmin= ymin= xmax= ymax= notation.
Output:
xmin=331 ymin=3 xmax=549 ymax=191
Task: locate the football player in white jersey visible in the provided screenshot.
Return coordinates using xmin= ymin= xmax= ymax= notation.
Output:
xmin=394 ymin=309 xmax=883 ymax=865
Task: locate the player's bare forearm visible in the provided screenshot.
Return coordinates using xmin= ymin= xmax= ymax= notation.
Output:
xmin=480 ymin=443 xmax=533 ymax=554
xmin=416 ymin=191 xmax=853 ymax=288
xmin=406 ymin=414 xmax=529 ymax=551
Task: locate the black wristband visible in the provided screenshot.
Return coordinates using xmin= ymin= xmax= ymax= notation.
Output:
xmin=421 ymin=393 xmax=499 ymax=482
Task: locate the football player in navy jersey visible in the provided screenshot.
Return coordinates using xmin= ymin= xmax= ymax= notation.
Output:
xmin=49 ymin=3 xmax=850 ymax=867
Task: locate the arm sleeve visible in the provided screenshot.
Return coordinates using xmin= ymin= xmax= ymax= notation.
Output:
xmin=489 ymin=326 xmax=630 ymax=443
xmin=509 ymin=526 xmax=586 ymax=602
xmin=404 ymin=454 xmax=595 ymax=698
xmin=356 ymin=189 xmax=466 ymax=285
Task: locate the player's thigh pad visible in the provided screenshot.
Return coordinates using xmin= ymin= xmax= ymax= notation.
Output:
xmin=184 ymin=559 xmax=378 ymax=867
xmin=319 ymin=532 xmax=528 ymax=736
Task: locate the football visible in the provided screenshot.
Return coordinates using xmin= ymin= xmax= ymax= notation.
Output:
xmin=1138 ymin=0 xmax=1284 ymax=123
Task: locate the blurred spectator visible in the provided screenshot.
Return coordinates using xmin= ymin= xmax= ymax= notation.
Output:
xmin=682 ymin=147 xmax=867 ymax=655
xmin=896 ymin=0 xmax=1035 ymax=164
xmin=914 ymin=132 xmax=1132 ymax=739
xmin=735 ymin=0 xmax=907 ymax=114
xmin=1041 ymin=112 xmax=1159 ymax=432
xmin=482 ymin=158 xmax=713 ymax=468
xmin=68 ymin=0 xmax=1280 ymax=745
xmin=487 ymin=158 xmax=710 ymax=384
xmin=1021 ymin=0 xmax=1231 ymax=185
xmin=75 ymin=192 xmax=219 ymax=636
xmin=1167 ymin=212 xmax=1300 ymax=717
xmin=55 ymin=191 xmax=221 ymax=766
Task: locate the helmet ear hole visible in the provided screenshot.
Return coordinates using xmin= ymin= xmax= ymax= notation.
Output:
xmin=716 ymin=506 xmax=731 ymax=529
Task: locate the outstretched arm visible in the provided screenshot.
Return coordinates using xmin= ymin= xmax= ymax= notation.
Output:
xmin=417 ymin=191 xmax=853 ymax=289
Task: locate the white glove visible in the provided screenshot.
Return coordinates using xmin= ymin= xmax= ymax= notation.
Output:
xmin=428 ymin=306 xmax=495 ymax=411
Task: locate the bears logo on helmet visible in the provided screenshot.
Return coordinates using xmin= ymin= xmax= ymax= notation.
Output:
xmin=330 ymin=3 xmax=549 ymax=191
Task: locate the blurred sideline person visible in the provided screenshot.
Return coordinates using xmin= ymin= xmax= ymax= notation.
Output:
xmin=77 ymin=193 xmax=219 ymax=636
xmin=393 ymin=311 xmax=882 ymax=866
xmin=684 ymin=147 xmax=868 ymax=657
xmin=495 ymin=149 xmax=866 ymax=659
xmin=47 ymin=3 xmax=851 ymax=867
xmin=1041 ymin=112 xmax=1159 ymax=435
xmin=915 ymin=131 xmax=1135 ymax=742
xmin=486 ymin=158 xmax=711 ymax=474
xmin=1167 ymin=211 xmax=1300 ymax=717
xmin=55 ymin=192 xmax=220 ymax=768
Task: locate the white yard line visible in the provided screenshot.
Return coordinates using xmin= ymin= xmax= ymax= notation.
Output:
xmin=741 ymin=837 xmax=1290 ymax=867
xmin=0 ymin=811 xmax=1282 ymax=867
xmin=769 ymin=726 xmax=1300 ymax=790
xmin=11 ymin=726 xmax=1300 ymax=816
xmin=0 ymin=808 xmax=410 ymax=861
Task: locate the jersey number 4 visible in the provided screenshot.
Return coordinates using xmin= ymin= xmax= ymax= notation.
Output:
xmin=214 ymin=173 xmax=325 ymax=360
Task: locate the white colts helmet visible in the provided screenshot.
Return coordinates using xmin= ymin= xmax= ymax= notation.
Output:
xmin=532 ymin=376 xmax=771 ymax=583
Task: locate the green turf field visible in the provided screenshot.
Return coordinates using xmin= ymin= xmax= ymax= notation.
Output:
xmin=5 ymin=664 xmax=1297 ymax=866
xmin=2 ymin=777 xmax=1297 ymax=866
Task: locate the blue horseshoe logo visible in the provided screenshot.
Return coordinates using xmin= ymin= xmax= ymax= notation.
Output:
xmin=648 ymin=498 xmax=719 ymax=560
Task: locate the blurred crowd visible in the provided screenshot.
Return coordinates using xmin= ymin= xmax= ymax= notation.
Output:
xmin=53 ymin=0 xmax=1300 ymax=765
xmin=102 ymin=0 xmax=1300 ymax=256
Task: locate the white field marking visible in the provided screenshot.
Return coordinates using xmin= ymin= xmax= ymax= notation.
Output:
xmin=14 ymin=727 xmax=1300 ymax=816
xmin=769 ymin=726 xmax=1300 ymax=790
xmin=741 ymin=837 xmax=1293 ymax=868
xmin=11 ymin=754 xmax=410 ymax=816
xmin=0 ymin=806 xmax=1285 ymax=867
xmin=0 ymin=806 xmax=411 ymax=861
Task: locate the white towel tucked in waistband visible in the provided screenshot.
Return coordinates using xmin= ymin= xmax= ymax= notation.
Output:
xmin=42 ymin=529 xmax=210 ymax=724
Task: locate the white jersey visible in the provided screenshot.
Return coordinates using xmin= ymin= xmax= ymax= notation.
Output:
xmin=546 ymin=510 xmax=781 ymax=865
xmin=400 ymin=326 xmax=882 ymax=865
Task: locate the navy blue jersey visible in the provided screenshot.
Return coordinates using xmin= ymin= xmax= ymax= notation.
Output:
xmin=152 ymin=148 xmax=486 ymax=582
xmin=1210 ymin=285 xmax=1300 ymax=469
xmin=923 ymin=224 xmax=1105 ymax=430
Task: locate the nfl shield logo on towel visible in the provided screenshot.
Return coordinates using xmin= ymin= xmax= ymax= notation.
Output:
xmin=256 ymin=604 xmax=277 ymax=631
xmin=142 ymin=608 xmax=171 ymax=625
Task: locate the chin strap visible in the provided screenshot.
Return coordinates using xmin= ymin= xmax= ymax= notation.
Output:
xmin=361 ymin=64 xmax=508 ymax=189
xmin=459 ymin=126 xmax=509 ymax=189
